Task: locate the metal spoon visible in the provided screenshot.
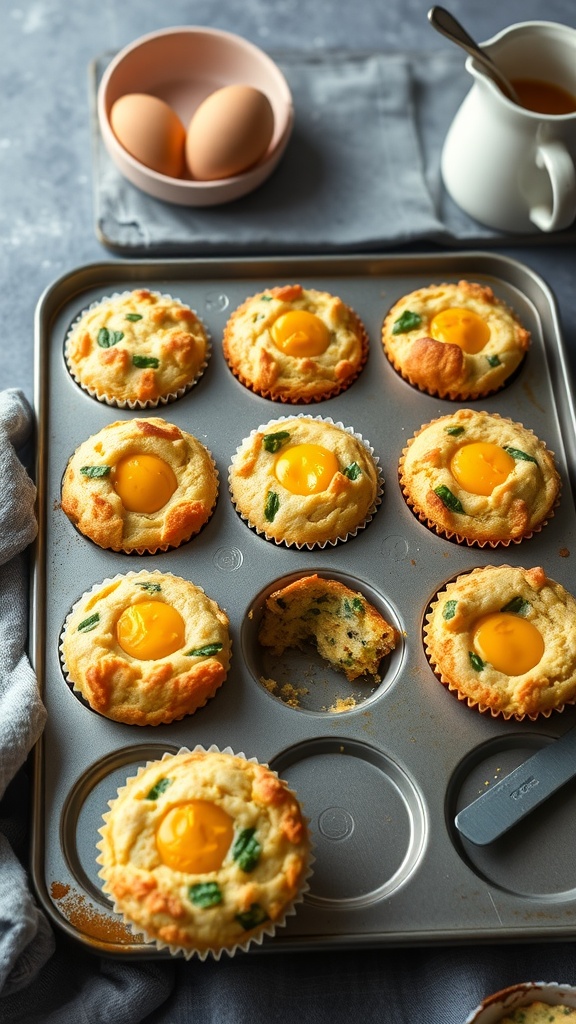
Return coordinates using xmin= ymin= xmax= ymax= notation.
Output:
xmin=427 ymin=6 xmax=521 ymax=105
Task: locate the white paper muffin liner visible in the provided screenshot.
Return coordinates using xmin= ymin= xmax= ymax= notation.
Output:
xmin=96 ymin=744 xmax=314 ymax=960
xmin=59 ymin=570 xmax=232 ymax=724
xmin=64 ymin=290 xmax=211 ymax=409
xmin=464 ymin=981 xmax=576 ymax=1023
xmin=228 ymin=414 xmax=383 ymax=550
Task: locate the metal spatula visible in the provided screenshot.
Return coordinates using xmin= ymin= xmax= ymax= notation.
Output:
xmin=454 ymin=725 xmax=576 ymax=846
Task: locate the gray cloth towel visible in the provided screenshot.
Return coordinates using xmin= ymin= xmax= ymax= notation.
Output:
xmin=92 ymin=48 xmax=576 ymax=256
xmin=0 ymin=389 xmax=54 ymax=996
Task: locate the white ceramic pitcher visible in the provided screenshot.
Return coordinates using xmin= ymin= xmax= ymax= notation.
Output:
xmin=441 ymin=21 xmax=576 ymax=233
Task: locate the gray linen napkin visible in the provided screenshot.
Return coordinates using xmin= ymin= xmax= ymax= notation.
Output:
xmin=92 ymin=48 xmax=576 ymax=256
xmin=92 ymin=50 xmax=448 ymax=255
xmin=0 ymin=389 xmax=55 ymax=996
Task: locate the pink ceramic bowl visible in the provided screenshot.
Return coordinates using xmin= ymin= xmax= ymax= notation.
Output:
xmin=97 ymin=26 xmax=294 ymax=207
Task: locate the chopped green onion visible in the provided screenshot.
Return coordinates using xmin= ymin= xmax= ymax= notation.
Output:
xmin=135 ymin=581 xmax=161 ymax=593
xmin=392 ymin=310 xmax=422 ymax=334
xmin=264 ymin=491 xmax=280 ymax=522
xmin=145 ymin=777 xmax=172 ymax=800
xmin=132 ymin=355 xmax=159 ymax=369
xmin=97 ymin=327 xmax=124 ymax=348
xmin=125 ymin=313 xmax=143 ymax=322
xmin=434 ymin=485 xmax=465 ymax=514
xmin=262 ymin=430 xmax=290 ymax=453
xmin=501 ymin=596 xmax=530 ymax=615
xmin=486 ymin=354 xmax=501 ymax=367
xmin=502 ymin=446 xmax=537 ymax=464
xmin=343 ymin=462 xmax=361 ymax=480
xmin=185 ymin=643 xmax=223 ymax=657
xmin=80 ymin=465 xmax=111 ymax=478
xmin=443 ymin=599 xmax=457 ymax=620
xmin=235 ymin=903 xmax=269 ymax=931
xmin=469 ymin=651 xmax=485 ymax=672
xmin=343 ymin=597 xmax=364 ymax=617
xmin=77 ymin=613 xmax=99 ymax=633
xmin=445 ymin=425 xmax=465 ymax=437
xmin=189 ymin=882 xmax=222 ymax=908
xmin=232 ymin=828 xmax=261 ymax=872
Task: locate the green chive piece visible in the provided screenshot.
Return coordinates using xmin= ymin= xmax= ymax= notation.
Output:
xmin=145 ymin=777 xmax=172 ymax=800
xmin=185 ymin=643 xmax=223 ymax=657
xmin=486 ymin=354 xmax=501 ymax=367
xmin=445 ymin=425 xmax=465 ymax=437
xmin=502 ymin=446 xmax=537 ymax=464
xmin=77 ymin=613 xmax=99 ymax=633
xmin=189 ymin=882 xmax=222 ymax=908
xmin=264 ymin=491 xmax=280 ymax=522
xmin=261 ymin=295 xmax=273 ymax=302
xmin=469 ymin=651 xmax=485 ymax=672
xmin=132 ymin=355 xmax=159 ymax=369
xmin=80 ymin=465 xmax=111 ymax=478
xmin=125 ymin=313 xmax=143 ymax=322
xmin=343 ymin=462 xmax=361 ymax=480
xmin=501 ymin=596 xmax=530 ymax=616
xmin=343 ymin=597 xmax=364 ymax=617
xmin=97 ymin=327 xmax=124 ymax=348
xmin=262 ymin=430 xmax=290 ymax=453
xmin=235 ymin=903 xmax=269 ymax=931
xmin=232 ymin=828 xmax=262 ymax=872
xmin=443 ymin=599 xmax=457 ymax=620
xmin=434 ymin=485 xmax=465 ymax=514
xmin=135 ymin=582 xmax=161 ymax=593
xmin=392 ymin=310 xmax=422 ymax=334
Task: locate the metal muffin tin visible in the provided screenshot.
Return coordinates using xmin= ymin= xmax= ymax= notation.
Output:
xmin=31 ymin=252 xmax=576 ymax=956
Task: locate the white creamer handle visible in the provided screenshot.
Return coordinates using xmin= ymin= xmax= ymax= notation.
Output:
xmin=530 ymin=139 xmax=576 ymax=232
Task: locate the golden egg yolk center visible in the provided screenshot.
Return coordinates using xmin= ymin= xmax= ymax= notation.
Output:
xmin=156 ymin=801 xmax=234 ymax=873
xmin=116 ymin=601 xmax=185 ymax=660
xmin=274 ymin=443 xmax=339 ymax=495
xmin=472 ymin=612 xmax=544 ymax=676
xmin=450 ymin=443 xmax=515 ymax=496
xmin=429 ymin=307 xmax=490 ymax=353
xmin=113 ymin=453 xmax=177 ymax=513
xmin=270 ymin=310 xmax=330 ymax=357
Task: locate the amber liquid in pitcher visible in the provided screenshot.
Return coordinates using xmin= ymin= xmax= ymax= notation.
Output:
xmin=511 ymin=77 xmax=576 ymax=114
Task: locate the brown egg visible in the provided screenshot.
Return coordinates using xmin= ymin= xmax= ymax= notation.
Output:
xmin=110 ymin=93 xmax=186 ymax=178
xmin=185 ymin=84 xmax=275 ymax=181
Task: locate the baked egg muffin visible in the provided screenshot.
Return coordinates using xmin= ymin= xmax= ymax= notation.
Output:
xmin=65 ymin=289 xmax=209 ymax=407
xmin=223 ymin=284 xmax=368 ymax=402
xmin=382 ymin=280 xmax=529 ymax=399
xmin=61 ymin=418 xmax=218 ymax=554
xmin=259 ymin=574 xmax=398 ymax=682
xmin=424 ymin=564 xmax=576 ymax=719
xmin=399 ymin=409 xmax=560 ymax=546
xmin=97 ymin=748 xmax=311 ymax=957
xmin=60 ymin=571 xmax=231 ymax=725
xmin=228 ymin=415 xmax=381 ymax=548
